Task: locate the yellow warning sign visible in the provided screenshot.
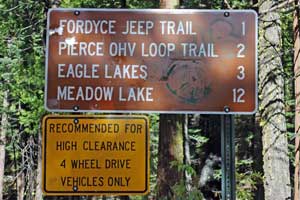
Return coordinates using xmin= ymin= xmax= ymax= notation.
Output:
xmin=42 ymin=115 xmax=149 ymax=195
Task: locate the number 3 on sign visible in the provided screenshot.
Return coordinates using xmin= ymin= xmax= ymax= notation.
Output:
xmin=237 ymin=66 xmax=245 ymax=80
xmin=233 ymin=88 xmax=245 ymax=103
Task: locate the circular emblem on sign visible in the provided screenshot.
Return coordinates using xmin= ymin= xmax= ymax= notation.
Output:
xmin=164 ymin=60 xmax=211 ymax=104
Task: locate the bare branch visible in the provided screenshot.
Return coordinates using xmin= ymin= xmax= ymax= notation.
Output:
xmin=223 ymin=0 xmax=232 ymax=9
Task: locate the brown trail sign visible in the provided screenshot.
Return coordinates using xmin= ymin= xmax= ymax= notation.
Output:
xmin=45 ymin=9 xmax=257 ymax=114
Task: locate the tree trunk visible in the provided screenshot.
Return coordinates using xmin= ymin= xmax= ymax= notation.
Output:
xmin=258 ymin=1 xmax=291 ymax=199
xmin=183 ymin=115 xmax=192 ymax=192
xmin=157 ymin=114 xmax=184 ymax=198
xmin=294 ymin=0 xmax=300 ymax=199
xmin=157 ymin=1 xmax=182 ymax=199
xmin=253 ymin=116 xmax=264 ymax=199
xmin=17 ymin=173 xmax=25 ymax=200
xmin=160 ymin=0 xmax=179 ymax=9
xmin=197 ymin=115 xmax=221 ymax=198
xmin=0 ymin=89 xmax=9 ymax=200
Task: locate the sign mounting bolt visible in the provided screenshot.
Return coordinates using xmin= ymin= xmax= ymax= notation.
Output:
xmin=224 ymin=12 xmax=230 ymax=17
xmin=74 ymin=11 xmax=80 ymax=16
xmin=73 ymin=105 xmax=79 ymax=111
xmin=74 ymin=118 xmax=79 ymax=124
xmin=224 ymin=106 xmax=230 ymax=113
xmin=73 ymin=186 xmax=78 ymax=192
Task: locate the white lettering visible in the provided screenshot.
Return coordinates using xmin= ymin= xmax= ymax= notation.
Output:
xmin=160 ymin=20 xmax=196 ymax=35
xmin=141 ymin=43 xmax=175 ymax=57
xmin=104 ymin=64 xmax=148 ymax=79
xmin=57 ymin=86 xmax=113 ymax=101
xmin=118 ymin=87 xmax=153 ymax=102
xmin=57 ymin=64 xmax=99 ymax=78
xmin=181 ymin=43 xmax=218 ymax=57
xmin=109 ymin=42 xmax=136 ymax=56
xmin=122 ymin=20 xmax=154 ymax=35
xmin=58 ymin=19 xmax=116 ymax=34
xmin=58 ymin=42 xmax=104 ymax=56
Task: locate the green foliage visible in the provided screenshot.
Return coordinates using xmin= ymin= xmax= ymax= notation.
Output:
xmin=170 ymin=160 xmax=196 ymax=177
xmin=280 ymin=6 xmax=295 ymax=187
xmin=236 ymin=171 xmax=263 ymax=200
xmin=236 ymin=154 xmax=263 ymax=199
xmin=181 ymin=0 xmax=222 ymax=9
xmin=172 ymin=179 xmax=204 ymax=200
xmin=61 ymin=0 xmax=123 ymax=8
xmin=127 ymin=0 xmax=159 ymax=8
xmin=181 ymin=0 xmax=252 ymax=9
xmin=213 ymin=160 xmax=263 ymax=200
xmin=170 ymin=161 xmax=204 ymax=200
xmin=189 ymin=129 xmax=208 ymax=150
xmin=149 ymin=113 xmax=159 ymax=197
xmin=60 ymin=0 xmax=159 ymax=8
xmin=0 ymin=0 xmax=46 ymax=198
xmin=227 ymin=0 xmax=252 ymax=9
xmin=0 ymin=0 xmax=46 ymax=134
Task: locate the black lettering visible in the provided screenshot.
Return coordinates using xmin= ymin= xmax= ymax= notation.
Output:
xmin=61 ymin=176 xmax=67 ymax=186
xmin=81 ymin=177 xmax=87 ymax=186
xmin=92 ymin=176 xmax=98 ymax=186
xmin=137 ymin=124 xmax=142 ymax=133
xmin=56 ymin=141 xmax=77 ymax=151
xmin=56 ymin=141 xmax=63 ymax=150
xmin=131 ymin=141 xmax=136 ymax=151
xmin=61 ymin=123 xmax=67 ymax=133
xmin=60 ymin=176 xmax=103 ymax=187
xmin=107 ymin=177 xmax=113 ymax=186
xmin=83 ymin=141 xmax=88 ymax=150
xmin=125 ymin=124 xmax=143 ymax=133
xmin=75 ymin=124 xmax=81 ymax=132
xmin=68 ymin=176 xmax=74 ymax=186
xmin=114 ymin=124 xmax=119 ymax=132
xmin=107 ymin=176 xmax=130 ymax=187
xmin=98 ymin=177 xmax=104 ymax=186
xmin=56 ymin=123 xmax=61 ymax=133
xmin=68 ymin=123 xmax=74 ymax=132
xmin=89 ymin=124 xmax=94 ymax=133
xmin=82 ymin=124 xmax=89 ymax=132
xmin=105 ymin=159 xmax=131 ymax=169
xmin=82 ymin=141 xmax=136 ymax=151
xmin=118 ymin=141 xmax=124 ymax=150
xmin=71 ymin=159 xmax=101 ymax=169
xmin=106 ymin=141 xmax=112 ymax=150
xmin=49 ymin=123 xmax=55 ymax=133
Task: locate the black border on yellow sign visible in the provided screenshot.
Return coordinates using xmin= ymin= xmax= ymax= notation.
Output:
xmin=42 ymin=115 xmax=149 ymax=195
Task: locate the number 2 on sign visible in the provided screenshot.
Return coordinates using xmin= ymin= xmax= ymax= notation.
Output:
xmin=237 ymin=43 xmax=245 ymax=58
xmin=233 ymin=88 xmax=245 ymax=103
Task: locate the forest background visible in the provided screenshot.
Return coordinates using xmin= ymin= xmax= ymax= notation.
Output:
xmin=0 ymin=0 xmax=299 ymax=199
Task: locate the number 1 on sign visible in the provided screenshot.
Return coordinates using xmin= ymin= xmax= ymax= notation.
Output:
xmin=242 ymin=21 xmax=245 ymax=36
